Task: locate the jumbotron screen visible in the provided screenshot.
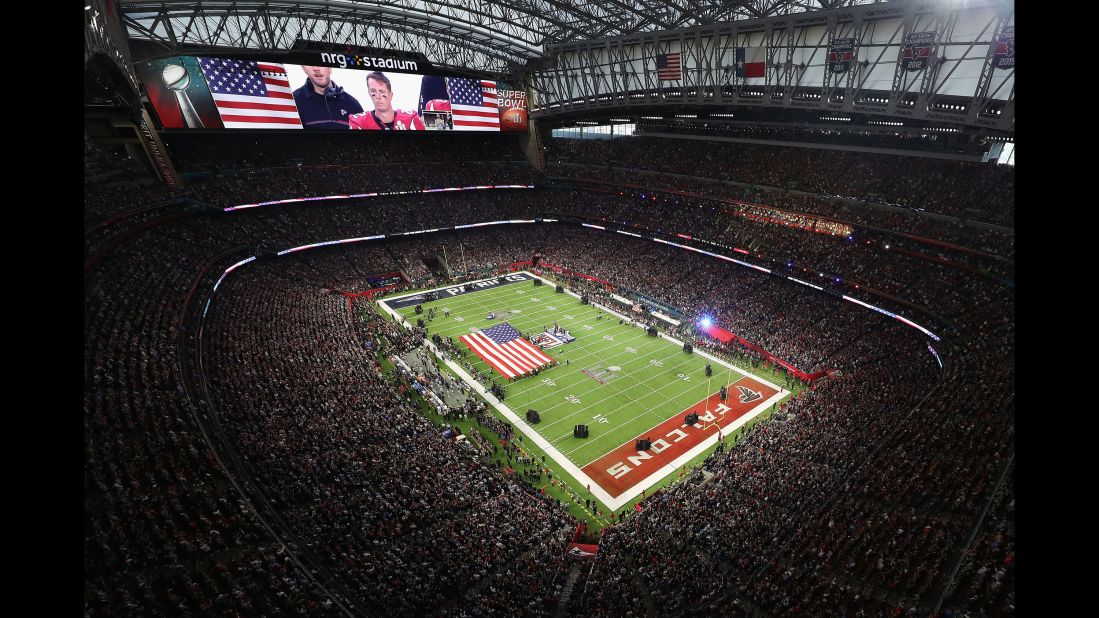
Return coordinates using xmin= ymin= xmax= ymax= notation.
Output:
xmin=136 ymin=55 xmax=528 ymax=133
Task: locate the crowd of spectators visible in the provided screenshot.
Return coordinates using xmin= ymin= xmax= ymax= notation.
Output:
xmin=84 ymin=138 xmax=177 ymax=228
xmin=550 ymin=167 xmax=1015 ymax=261
xmin=85 ymin=217 xmax=340 ymax=615
xmin=85 ymin=132 xmax=537 ymax=227
xmin=547 ymin=136 xmax=1015 ymax=227
xmin=88 ymin=182 xmax=996 ymax=370
xmin=633 ymin=121 xmax=988 ymax=155
xmin=162 ymin=132 xmax=525 ymax=173
xmin=940 ymin=465 xmax=1015 ymax=617
xmin=84 ymin=138 xmax=155 ymax=189
xmin=86 ymin=131 xmax=1014 ymax=616
xmin=205 ymin=259 xmax=575 ymax=616
xmin=570 ymin=309 xmax=1013 ymax=616
xmin=360 ymin=225 xmax=1014 ymax=616
xmin=84 ymin=162 xmax=536 ymax=228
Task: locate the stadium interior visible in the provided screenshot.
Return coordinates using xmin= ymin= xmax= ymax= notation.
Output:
xmin=85 ymin=1 xmax=1015 ymax=616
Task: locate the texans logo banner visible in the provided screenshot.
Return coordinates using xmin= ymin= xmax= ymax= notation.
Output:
xmin=828 ymin=38 xmax=856 ymax=74
xmin=900 ymin=32 xmax=936 ymax=72
xmin=992 ymin=26 xmax=1014 ymax=70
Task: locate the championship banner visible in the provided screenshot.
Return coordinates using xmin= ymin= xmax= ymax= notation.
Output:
xmin=900 ymin=32 xmax=936 ymax=72
xmin=828 ymin=38 xmax=856 ymax=74
xmin=992 ymin=26 xmax=1014 ymax=70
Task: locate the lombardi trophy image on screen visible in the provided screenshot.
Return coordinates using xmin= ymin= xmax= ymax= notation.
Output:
xmin=162 ymin=64 xmax=205 ymax=128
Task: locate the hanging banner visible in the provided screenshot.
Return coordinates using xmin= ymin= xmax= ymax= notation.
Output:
xmin=900 ymin=32 xmax=936 ymax=72
xmin=135 ymin=109 xmax=180 ymax=188
xmin=827 ymin=38 xmax=856 ymax=74
xmin=992 ymin=26 xmax=1015 ymax=70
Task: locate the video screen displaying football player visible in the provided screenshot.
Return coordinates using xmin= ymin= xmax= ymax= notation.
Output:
xmin=348 ymin=71 xmax=425 ymax=130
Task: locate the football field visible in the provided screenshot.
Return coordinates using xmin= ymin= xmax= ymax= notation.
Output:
xmin=378 ymin=272 xmax=790 ymax=513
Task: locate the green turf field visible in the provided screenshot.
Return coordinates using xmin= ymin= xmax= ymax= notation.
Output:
xmin=379 ymin=273 xmax=795 ymax=519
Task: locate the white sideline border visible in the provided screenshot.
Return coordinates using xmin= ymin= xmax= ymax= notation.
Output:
xmin=377 ymin=271 xmax=790 ymax=511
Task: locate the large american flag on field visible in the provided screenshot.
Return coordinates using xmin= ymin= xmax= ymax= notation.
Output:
xmin=656 ymin=53 xmax=681 ymax=81
xmin=460 ymin=322 xmax=555 ymax=378
xmin=445 ymin=77 xmax=499 ymax=131
xmin=197 ymin=58 xmax=302 ymax=129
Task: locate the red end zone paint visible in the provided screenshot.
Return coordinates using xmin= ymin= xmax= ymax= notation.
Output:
xmin=582 ymin=376 xmax=779 ymax=498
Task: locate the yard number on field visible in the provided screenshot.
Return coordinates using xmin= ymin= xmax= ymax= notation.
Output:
xmin=565 ymin=395 xmax=581 ymax=404
xmin=592 ymin=413 xmax=609 ymax=424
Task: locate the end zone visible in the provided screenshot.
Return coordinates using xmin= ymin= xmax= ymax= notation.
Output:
xmin=582 ymin=375 xmax=780 ymax=499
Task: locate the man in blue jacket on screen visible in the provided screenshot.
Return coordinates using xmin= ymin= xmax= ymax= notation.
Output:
xmin=292 ymin=65 xmax=364 ymax=129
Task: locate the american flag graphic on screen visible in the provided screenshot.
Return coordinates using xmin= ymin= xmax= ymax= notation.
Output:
xmin=445 ymin=78 xmax=500 ymax=131
xmin=197 ymin=58 xmax=302 ymax=129
xmin=460 ymin=322 xmax=555 ymax=378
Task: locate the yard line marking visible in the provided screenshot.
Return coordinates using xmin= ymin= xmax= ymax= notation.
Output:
xmin=415 ymin=291 xmax=627 ymax=338
xmin=562 ymin=358 xmax=742 ymax=435
xmin=398 ymin=288 xmax=753 ymax=432
xmin=427 ymin=304 xmax=625 ymax=344
xmin=421 ymin=313 xmax=664 ymax=385
xmin=401 ymin=285 xmax=750 ymax=420
xmin=529 ymin=344 xmax=702 ymax=418
xmin=505 ymin=331 xmax=676 ymax=400
xmin=440 ymin=319 xmax=652 ymax=382
xmin=413 ymin=290 xmax=615 ymax=334
xmin=552 ymin=368 xmax=735 ymax=453
xmin=559 ymin=371 xmax=737 ymax=457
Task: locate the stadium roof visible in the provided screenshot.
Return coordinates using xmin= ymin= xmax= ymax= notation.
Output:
xmin=120 ymin=0 xmax=887 ymax=73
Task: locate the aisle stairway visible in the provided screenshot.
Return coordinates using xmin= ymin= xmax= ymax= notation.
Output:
xmin=552 ymin=564 xmax=582 ymax=618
